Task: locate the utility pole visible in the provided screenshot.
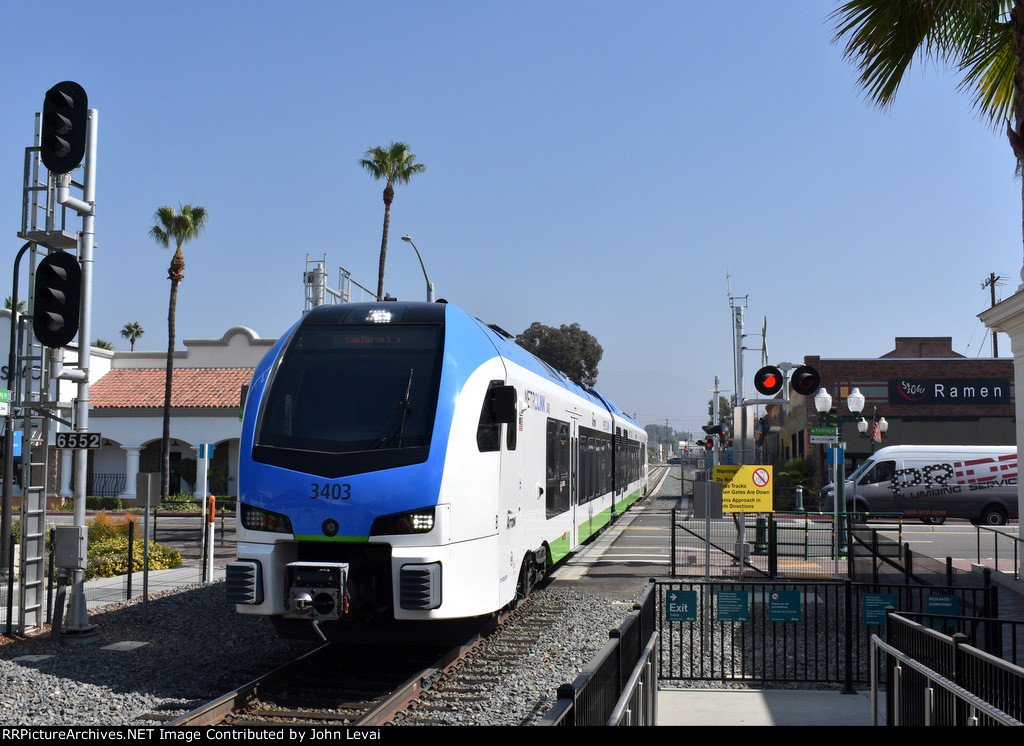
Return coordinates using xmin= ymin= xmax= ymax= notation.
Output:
xmin=982 ymin=273 xmax=1005 ymax=356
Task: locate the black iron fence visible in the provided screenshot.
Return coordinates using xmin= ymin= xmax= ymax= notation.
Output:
xmin=655 ymin=578 xmax=1002 ymax=686
xmin=876 ymin=610 xmax=1024 ymax=725
xmin=87 ymin=473 xmax=127 ymax=498
xmin=2 ymin=512 xmax=235 ymax=636
xmin=671 ymin=509 xmax=908 ymax=580
xmin=974 ymin=526 xmax=1021 ymax=582
xmin=539 ymin=585 xmax=658 ymax=725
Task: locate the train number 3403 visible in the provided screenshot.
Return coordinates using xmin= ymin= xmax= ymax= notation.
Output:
xmin=309 ymin=482 xmax=352 ymax=500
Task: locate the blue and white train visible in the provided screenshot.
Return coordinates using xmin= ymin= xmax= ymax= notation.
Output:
xmin=227 ymin=301 xmax=648 ymax=643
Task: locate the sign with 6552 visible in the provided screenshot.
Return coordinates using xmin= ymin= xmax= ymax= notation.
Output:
xmin=55 ymin=432 xmax=102 ymax=449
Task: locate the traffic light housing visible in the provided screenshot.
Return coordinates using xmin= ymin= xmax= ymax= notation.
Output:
xmin=753 ymin=365 xmax=784 ymax=396
xmin=33 ymin=251 xmax=81 ymax=348
xmin=41 ymin=81 xmax=88 ymax=174
xmin=790 ymin=365 xmax=821 ymax=397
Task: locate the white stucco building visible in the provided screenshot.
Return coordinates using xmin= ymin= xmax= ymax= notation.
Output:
xmin=87 ymin=326 xmax=275 ymax=501
xmin=0 ymin=310 xmax=276 ymax=503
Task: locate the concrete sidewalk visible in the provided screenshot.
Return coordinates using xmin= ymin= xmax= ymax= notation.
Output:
xmin=79 ymin=562 xmax=225 ymax=611
xmin=658 ymin=687 xmax=879 ymax=726
xmin=4 ymin=560 xmax=225 ymax=623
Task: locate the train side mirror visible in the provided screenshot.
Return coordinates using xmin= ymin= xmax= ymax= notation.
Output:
xmin=489 ymin=385 xmax=517 ymax=425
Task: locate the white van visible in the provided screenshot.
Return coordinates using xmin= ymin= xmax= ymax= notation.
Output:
xmin=821 ymin=445 xmax=1018 ymax=525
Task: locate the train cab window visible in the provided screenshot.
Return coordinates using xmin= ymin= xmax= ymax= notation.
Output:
xmin=253 ymin=323 xmax=443 ymax=478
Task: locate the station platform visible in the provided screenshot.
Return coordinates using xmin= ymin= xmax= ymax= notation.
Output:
xmin=657 ymin=687 xmax=877 ymax=726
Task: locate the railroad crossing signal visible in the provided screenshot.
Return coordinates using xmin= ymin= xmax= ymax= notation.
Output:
xmin=753 ymin=364 xmax=821 ymax=398
xmin=33 ymin=250 xmax=82 ymax=348
xmin=753 ymin=365 xmax=784 ymax=396
xmin=40 ymin=81 xmax=88 ymax=174
xmin=790 ymin=365 xmax=821 ymax=396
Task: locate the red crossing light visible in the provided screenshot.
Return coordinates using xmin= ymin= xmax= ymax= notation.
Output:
xmin=754 ymin=365 xmax=784 ymax=396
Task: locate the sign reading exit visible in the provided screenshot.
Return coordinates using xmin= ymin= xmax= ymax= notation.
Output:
xmin=665 ymin=590 xmax=697 ymax=622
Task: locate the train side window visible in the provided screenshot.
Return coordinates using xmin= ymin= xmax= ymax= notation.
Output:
xmin=476 ymin=381 xmax=504 ymax=452
xmin=477 ymin=382 xmax=518 ymax=452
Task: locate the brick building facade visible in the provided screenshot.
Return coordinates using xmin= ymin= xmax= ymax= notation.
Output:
xmin=762 ymin=337 xmax=1015 ymax=489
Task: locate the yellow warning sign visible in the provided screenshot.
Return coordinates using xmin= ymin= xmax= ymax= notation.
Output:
xmin=712 ymin=465 xmax=773 ymax=513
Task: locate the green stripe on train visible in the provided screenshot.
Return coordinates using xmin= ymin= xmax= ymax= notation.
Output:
xmin=615 ymin=488 xmax=642 ymax=514
xmin=578 ymin=506 xmax=612 ymax=542
xmin=557 ymin=485 xmax=646 ymax=553
xmin=548 ymin=532 xmax=572 ymax=563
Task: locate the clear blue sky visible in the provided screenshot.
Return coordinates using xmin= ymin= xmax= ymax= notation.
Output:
xmin=0 ymin=2 xmax=1019 ymax=438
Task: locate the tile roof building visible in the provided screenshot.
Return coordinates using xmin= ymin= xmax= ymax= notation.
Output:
xmin=54 ymin=325 xmax=276 ymax=502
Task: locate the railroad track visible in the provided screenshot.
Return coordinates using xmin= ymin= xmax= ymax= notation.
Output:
xmin=164 ymin=590 xmax=570 ymax=726
xmin=164 ymin=640 xmax=466 ymax=726
xmin=166 ymin=469 xmax=662 ymax=727
xmin=391 ymin=594 xmax=567 ymax=725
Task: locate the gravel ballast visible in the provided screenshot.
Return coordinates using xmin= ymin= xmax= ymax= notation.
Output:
xmin=2 ymin=470 xmax=677 ymax=727
xmin=0 ymin=579 xmax=641 ymax=727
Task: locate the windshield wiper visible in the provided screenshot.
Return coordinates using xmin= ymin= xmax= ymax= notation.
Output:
xmin=364 ymin=369 xmax=415 ymax=450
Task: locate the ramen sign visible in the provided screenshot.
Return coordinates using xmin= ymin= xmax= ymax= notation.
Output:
xmin=889 ymin=378 xmax=1010 ymax=405
xmin=713 ymin=465 xmax=773 ymax=512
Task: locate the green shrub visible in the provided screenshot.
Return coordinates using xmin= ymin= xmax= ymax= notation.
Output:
xmin=88 ymin=496 xmax=123 ymax=511
xmin=87 ymin=512 xmax=140 ymax=546
xmin=54 ymin=496 xmax=124 ymax=512
xmin=85 ymin=536 xmax=182 ymax=580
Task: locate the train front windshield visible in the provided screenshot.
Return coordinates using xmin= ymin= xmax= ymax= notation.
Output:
xmin=253 ymin=323 xmax=444 ymax=478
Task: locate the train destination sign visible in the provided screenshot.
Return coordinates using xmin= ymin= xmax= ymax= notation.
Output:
xmin=712 ymin=465 xmax=772 ymax=512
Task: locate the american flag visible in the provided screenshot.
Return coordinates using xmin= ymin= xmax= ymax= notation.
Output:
xmin=870 ymin=413 xmax=882 ymax=443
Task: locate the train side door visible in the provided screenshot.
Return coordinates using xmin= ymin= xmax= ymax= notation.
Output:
xmin=545 ymin=418 xmax=575 ymax=553
xmin=570 ymin=420 xmax=580 ymax=537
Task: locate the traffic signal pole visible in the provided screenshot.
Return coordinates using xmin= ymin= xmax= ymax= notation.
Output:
xmin=60 ymin=108 xmax=96 ymax=641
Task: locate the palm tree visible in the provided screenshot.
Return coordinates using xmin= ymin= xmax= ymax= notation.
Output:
xmin=120 ymin=321 xmax=145 ymax=351
xmin=92 ymin=339 xmax=113 ymax=350
xmin=150 ymin=204 xmax=209 ymax=499
xmin=831 ymin=1 xmax=1024 ymax=261
xmin=359 ymin=142 xmax=426 ymax=300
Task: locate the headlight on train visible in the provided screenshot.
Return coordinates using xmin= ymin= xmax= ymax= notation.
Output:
xmin=241 ymin=504 xmax=293 ymax=534
xmin=370 ymin=507 xmax=435 ymax=535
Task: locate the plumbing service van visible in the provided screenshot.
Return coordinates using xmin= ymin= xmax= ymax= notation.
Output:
xmin=822 ymin=445 xmax=1018 ymax=525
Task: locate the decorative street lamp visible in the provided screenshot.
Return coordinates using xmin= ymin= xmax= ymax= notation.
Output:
xmin=814 ymin=387 xmax=865 ymax=564
xmin=857 ymin=406 xmax=888 ymax=453
xmin=401 ymin=235 xmax=435 ymax=302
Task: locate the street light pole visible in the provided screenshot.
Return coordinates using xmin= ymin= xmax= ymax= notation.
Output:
xmin=857 ymin=406 xmax=888 ymax=453
xmin=815 ymin=386 xmax=865 ymax=569
xmin=400 ymin=235 xmax=434 ymax=302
